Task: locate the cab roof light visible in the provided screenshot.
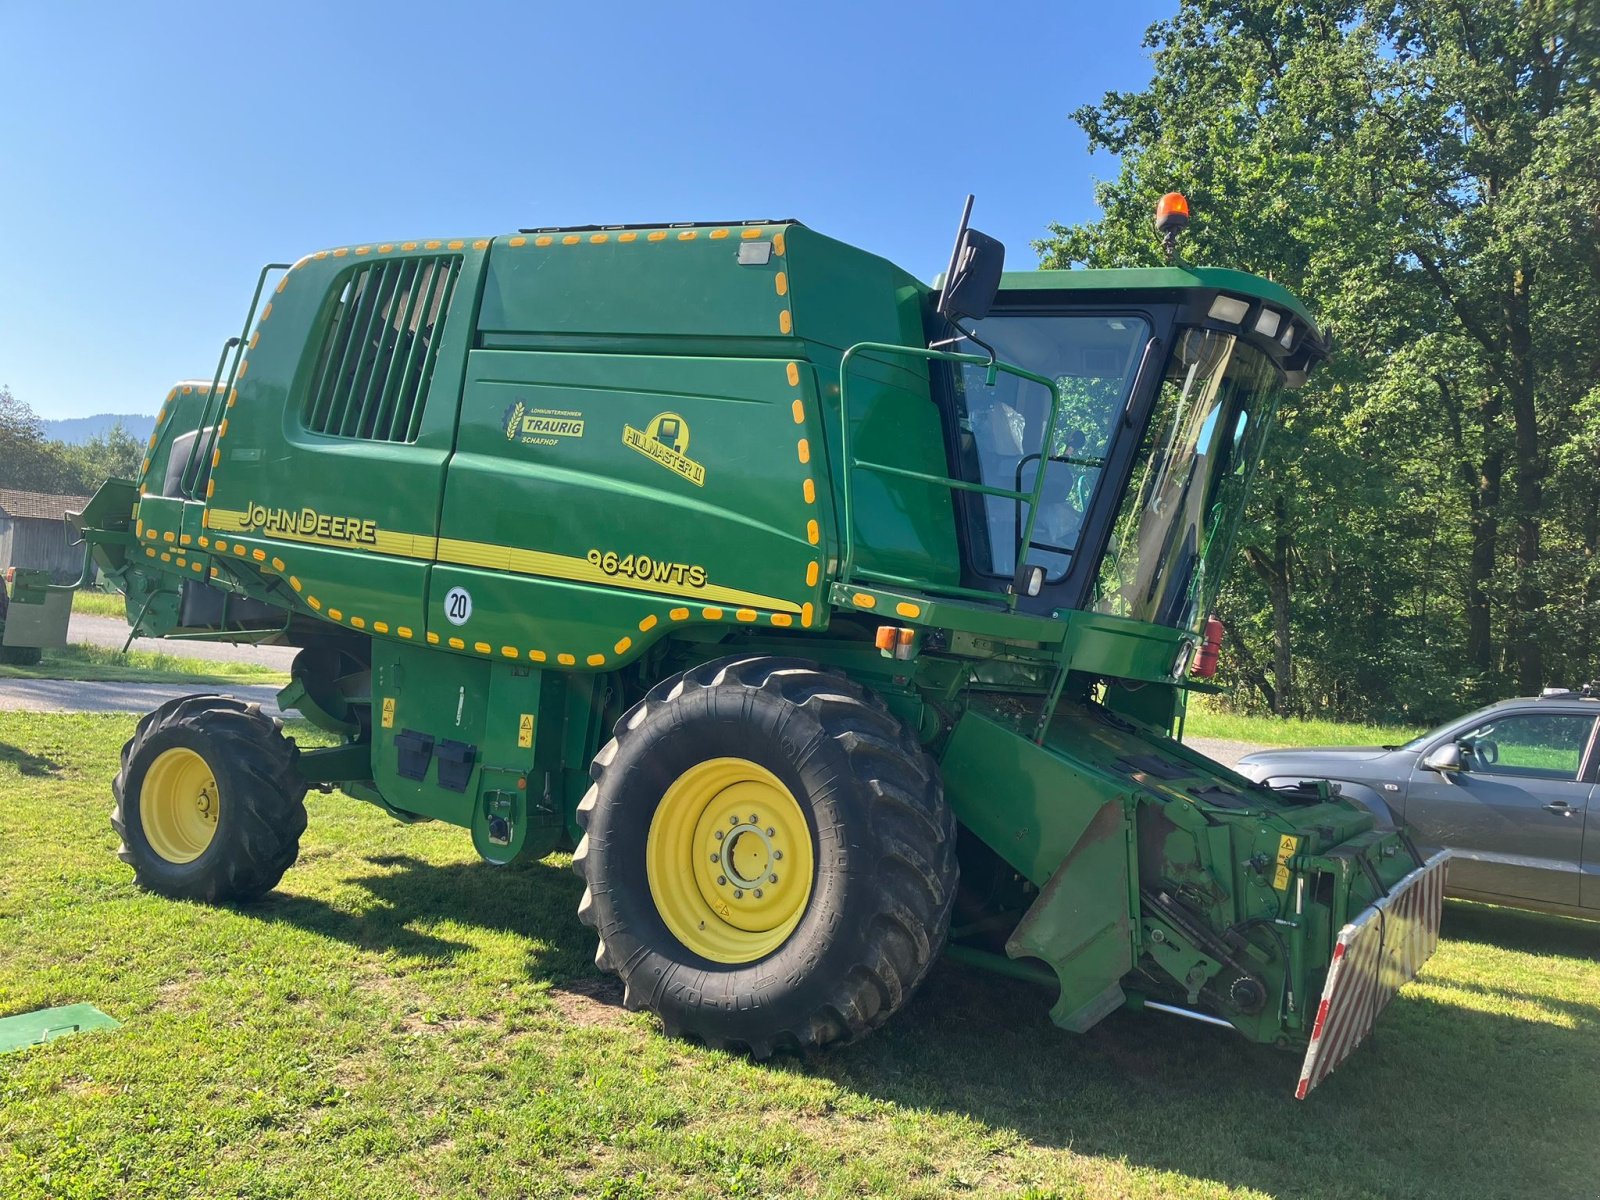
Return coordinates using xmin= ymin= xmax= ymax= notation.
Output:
xmin=1208 ymin=295 xmax=1251 ymax=325
xmin=1279 ymin=323 xmax=1296 ymax=351
xmin=1254 ymin=309 xmax=1282 ymax=339
xmin=1156 ymin=192 xmax=1190 ymax=263
xmin=1155 ymin=192 xmax=1190 ymax=234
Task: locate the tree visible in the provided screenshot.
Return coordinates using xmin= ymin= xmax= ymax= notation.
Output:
xmin=56 ymin=424 xmax=145 ymax=491
xmin=1044 ymin=0 xmax=1600 ymax=718
xmin=0 ymin=389 xmax=141 ymax=496
xmin=0 ymin=387 xmax=71 ymax=493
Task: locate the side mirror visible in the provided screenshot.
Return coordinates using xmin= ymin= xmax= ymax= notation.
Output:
xmin=936 ymin=195 xmax=1006 ymax=324
xmin=938 ymin=228 xmax=1005 ymax=323
xmin=1423 ymin=743 xmax=1464 ymax=773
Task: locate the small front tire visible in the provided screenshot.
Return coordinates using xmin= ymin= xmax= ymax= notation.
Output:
xmin=112 ymin=695 xmax=308 ymax=902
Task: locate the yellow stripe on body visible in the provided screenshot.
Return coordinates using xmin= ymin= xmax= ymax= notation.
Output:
xmin=435 ymin=537 xmax=803 ymax=615
xmin=205 ymin=507 xmax=802 ymax=615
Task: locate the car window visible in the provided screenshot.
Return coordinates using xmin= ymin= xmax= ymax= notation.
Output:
xmin=1454 ymin=714 xmax=1596 ymax=780
xmin=1404 ymin=702 xmax=1506 ymax=751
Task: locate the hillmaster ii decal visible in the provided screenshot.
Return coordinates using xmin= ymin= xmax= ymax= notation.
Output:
xmin=623 ymin=412 xmax=705 ymax=487
xmin=503 ymin=400 xmax=585 ymax=446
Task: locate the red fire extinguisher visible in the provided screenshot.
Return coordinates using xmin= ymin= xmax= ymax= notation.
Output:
xmin=1192 ymin=616 xmax=1225 ymax=678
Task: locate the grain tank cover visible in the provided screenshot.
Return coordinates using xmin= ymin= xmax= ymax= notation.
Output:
xmin=476 ymin=220 xmax=927 ymax=354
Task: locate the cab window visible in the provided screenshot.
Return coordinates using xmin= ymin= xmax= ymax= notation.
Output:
xmin=950 ymin=314 xmax=1149 ymax=580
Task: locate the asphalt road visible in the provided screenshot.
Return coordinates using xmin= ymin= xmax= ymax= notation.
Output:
xmin=0 ymin=678 xmax=285 ymax=717
xmin=69 ymin=613 xmax=296 ymax=669
xmin=1184 ymin=738 xmax=1260 ymax=769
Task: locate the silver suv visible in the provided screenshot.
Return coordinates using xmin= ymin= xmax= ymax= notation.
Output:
xmin=1235 ymin=691 xmax=1599 ymax=920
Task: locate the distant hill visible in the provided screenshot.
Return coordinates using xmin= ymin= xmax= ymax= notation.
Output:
xmin=40 ymin=413 xmax=157 ymax=444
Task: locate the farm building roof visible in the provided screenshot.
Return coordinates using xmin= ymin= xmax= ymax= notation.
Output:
xmin=0 ymin=488 xmax=92 ymax=520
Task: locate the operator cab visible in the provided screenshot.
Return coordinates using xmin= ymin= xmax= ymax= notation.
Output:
xmin=931 ymin=268 xmax=1325 ymax=634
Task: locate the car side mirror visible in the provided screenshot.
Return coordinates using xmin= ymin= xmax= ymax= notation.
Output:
xmin=1423 ymin=743 xmax=1465 ymax=773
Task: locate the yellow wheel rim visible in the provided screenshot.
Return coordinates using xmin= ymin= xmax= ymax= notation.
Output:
xmin=140 ymin=746 xmax=220 ymax=864
xmin=646 ymin=757 xmax=816 ymax=964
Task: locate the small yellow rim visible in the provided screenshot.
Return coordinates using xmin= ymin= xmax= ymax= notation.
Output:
xmin=645 ymin=757 xmax=816 ymax=964
xmin=140 ymin=746 xmax=220 ymax=864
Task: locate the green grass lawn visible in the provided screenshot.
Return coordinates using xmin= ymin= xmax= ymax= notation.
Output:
xmin=2 ymin=713 xmax=1597 ymax=1199
xmin=0 ymin=643 xmax=287 ymax=686
xmin=1184 ymin=701 xmax=1426 ymax=749
xmin=71 ymin=590 xmax=131 ymax=620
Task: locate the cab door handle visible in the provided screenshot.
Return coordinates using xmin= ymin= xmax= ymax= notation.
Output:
xmin=1544 ymin=801 xmax=1578 ymax=816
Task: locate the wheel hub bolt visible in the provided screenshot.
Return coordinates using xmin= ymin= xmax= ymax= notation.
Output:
xmin=717 ymin=875 xmax=727 ymax=886
xmin=710 ymin=853 xmax=719 ymax=863
xmin=769 ymin=874 xmax=778 ymax=883
xmin=773 ymin=851 xmax=783 ymax=861
xmin=733 ymin=889 xmax=744 ymax=899
xmin=714 ymin=830 xmax=725 ymax=841
xmin=753 ymin=889 xmax=763 ymax=898
xmin=750 ymin=814 xmax=758 ymax=824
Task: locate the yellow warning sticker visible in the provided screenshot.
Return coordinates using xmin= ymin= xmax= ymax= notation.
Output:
xmin=518 ymin=713 xmax=534 ymax=748
xmin=1273 ymin=834 xmax=1298 ymax=891
xmin=381 ymin=697 xmax=396 ymax=729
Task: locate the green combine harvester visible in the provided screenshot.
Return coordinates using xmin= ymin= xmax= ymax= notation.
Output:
xmin=37 ymin=195 xmax=1446 ymax=1097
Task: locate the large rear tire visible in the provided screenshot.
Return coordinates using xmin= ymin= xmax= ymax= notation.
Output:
xmin=112 ymin=695 xmax=307 ymax=902
xmin=574 ymin=655 xmax=957 ymax=1056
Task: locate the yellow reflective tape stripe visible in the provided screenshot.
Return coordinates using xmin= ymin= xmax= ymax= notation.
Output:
xmin=206 ymin=509 xmax=803 ymax=615
xmin=434 ymin=536 xmax=801 ymax=614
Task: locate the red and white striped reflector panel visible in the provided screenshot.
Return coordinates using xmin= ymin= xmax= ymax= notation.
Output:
xmin=1295 ymin=849 xmax=1450 ymax=1100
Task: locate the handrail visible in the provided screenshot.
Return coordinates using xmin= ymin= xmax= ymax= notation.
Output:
xmin=180 ymin=262 xmax=293 ymax=499
xmin=837 ymin=342 xmax=1065 ymax=610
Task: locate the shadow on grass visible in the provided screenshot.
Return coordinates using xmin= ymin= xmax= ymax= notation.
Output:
xmin=246 ymin=852 xmax=1595 ymax=1199
xmin=1442 ymin=898 xmax=1600 ymax=959
xmin=811 ymin=954 xmax=1593 ymax=1199
xmin=0 ymin=740 xmax=63 ymax=777
xmin=245 ymin=852 xmax=595 ymax=979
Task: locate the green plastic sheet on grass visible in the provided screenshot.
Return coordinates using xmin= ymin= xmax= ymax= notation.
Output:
xmin=0 ymin=1003 xmax=120 ymax=1053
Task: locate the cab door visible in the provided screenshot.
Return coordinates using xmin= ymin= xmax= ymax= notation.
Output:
xmin=1405 ymin=711 xmax=1595 ymax=907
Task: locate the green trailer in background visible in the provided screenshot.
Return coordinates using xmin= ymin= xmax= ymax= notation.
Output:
xmin=66 ymin=197 xmax=1446 ymax=1097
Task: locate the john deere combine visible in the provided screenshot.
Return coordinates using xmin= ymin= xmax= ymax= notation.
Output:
xmin=60 ymin=198 xmax=1445 ymax=1096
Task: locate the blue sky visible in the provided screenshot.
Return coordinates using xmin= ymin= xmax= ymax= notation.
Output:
xmin=0 ymin=0 xmax=1171 ymax=421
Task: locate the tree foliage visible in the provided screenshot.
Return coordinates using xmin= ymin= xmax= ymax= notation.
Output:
xmin=1043 ymin=0 xmax=1599 ymax=721
xmin=0 ymin=388 xmax=143 ymax=496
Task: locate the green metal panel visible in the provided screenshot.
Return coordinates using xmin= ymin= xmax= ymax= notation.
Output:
xmin=370 ymin=640 xmax=488 ymax=824
xmin=0 ymin=569 xmax=70 ymax=648
xmin=937 ymin=704 xmax=1138 ymax=1033
xmin=782 ymin=224 xmax=959 ymax=589
xmin=1007 ymin=800 xmax=1136 ymax=1032
xmin=939 ymin=704 xmax=1129 ymax=887
xmin=1060 ymin=610 xmax=1191 ymax=684
xmin=194 ymin=239 xmax=490 ymax=643
xmin=434 ymin=348 xmax=827 ymax=662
